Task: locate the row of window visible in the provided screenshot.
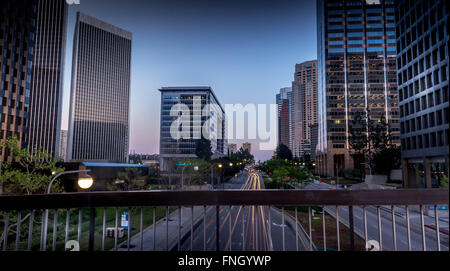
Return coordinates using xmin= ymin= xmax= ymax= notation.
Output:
xmin=401 ymin=108 xmax=449 ymax=134
xmin=397 ymin=30 xmax=447 ymax=73
xmin=401 ymin=129 xmax=449 ymax=151
xmin=400 ymin=86 xmax=448 ymax=117
xmin=399 ymin=66 xmax=448 ymax=101
xmin=396 ymin=0 xmax=446 ymax=43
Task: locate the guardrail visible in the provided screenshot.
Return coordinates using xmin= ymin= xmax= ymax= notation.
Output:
xmin=0 ymin=189 xmax=448 ymax=251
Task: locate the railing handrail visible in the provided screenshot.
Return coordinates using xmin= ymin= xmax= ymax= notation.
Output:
xmin=0 ymin=189 xmax=448 ymax=210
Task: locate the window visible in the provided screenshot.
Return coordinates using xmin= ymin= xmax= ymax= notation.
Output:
xmin=416 ymin=117 xmax=422 ymax=130
xmin=428 ymin=93 xmax=434 ymax=107
xmin=437 ymin=110 xmax=443 ymax=126
xmin=435 ymin=89 xmax=441 ymax=105
xmin=423 ymin=115 xmax=428 ymax=128
xmin=429 ymin=112 xmax=435 ymax=127
xmin=421 ymin=95 xmax=427 ymax=110
xmin=424 ymin=134 xmax=429 ymax=148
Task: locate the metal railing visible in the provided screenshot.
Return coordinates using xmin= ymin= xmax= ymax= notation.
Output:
xmin=0 ymin=189 xmax=448 ymax=251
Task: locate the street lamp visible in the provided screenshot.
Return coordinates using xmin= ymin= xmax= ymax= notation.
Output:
xmin=41 ymin=169 xmax=94 ymax=251
xmin=181 ymin=164 xmax=198 ymax=190
xmin=46 ymin=169 xmax=94 ymax=194
xmin=211 ymin=163 xmax=223 ymax=189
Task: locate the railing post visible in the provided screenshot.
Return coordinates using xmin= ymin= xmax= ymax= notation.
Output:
xmin=348 ymin=205 xmax=355 ymax=251
xmin=89 ymin=207 xmax=96 ymax=252
xmin=216 ymin=205 xmax=220 ymax=251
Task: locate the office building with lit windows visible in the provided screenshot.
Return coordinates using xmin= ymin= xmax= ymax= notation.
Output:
xmin=292 ymin=60 xmax=318 ymax=160
xmin=396 ymin=0 xmax=449 ymax=188
xmin=159 ymin=87 xmax=227 ymax=172
xmin=316 ymin=0 xmax=400 ymax=176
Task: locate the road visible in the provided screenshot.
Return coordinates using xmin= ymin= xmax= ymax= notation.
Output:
xmin=303 ymin=181 xmax=449 ymax=251
xmin=177 ymin=167 xmax=313 ymax=251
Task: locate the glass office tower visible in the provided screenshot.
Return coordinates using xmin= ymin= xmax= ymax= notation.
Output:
xmin=396 ymin=0 xmax=449 ymax=188
xmin=159 ymin=87 xmax=227 ymax=172
xmin=67 ymin=13 xmax=132 ymax=163
xmin=316 ymin=0 xmax=400 ymax=177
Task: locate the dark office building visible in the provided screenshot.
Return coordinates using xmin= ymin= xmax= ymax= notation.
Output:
xmin=0 ymin=0 xmax=67 ymax=161
xmin=396 ymin=0 xmax=449 ymax=188
xmin=316 ymin=0 xmax=400 ymax=176
xmin=67 ymin=13 xmax=132 ymax=163
xmin=28 ymin=0 xmax=67 ymax=158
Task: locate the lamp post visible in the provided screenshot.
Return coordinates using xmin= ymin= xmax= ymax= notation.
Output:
xmin=210 ymin=163 xmax=223 ymax=189
xmin=181 ymin=165 xmax=198 ymax=190
xmin=40 ymin=169 xmax=94 ymax=251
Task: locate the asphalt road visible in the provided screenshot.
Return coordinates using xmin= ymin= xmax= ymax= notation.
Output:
xmin=304 ymin=182 xmax=449 ymax=251
xmin=177 ymin=167 xmax=313 ymax=251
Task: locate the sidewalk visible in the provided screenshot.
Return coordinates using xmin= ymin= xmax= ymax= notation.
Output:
xmin=116 ymin=206 xmax=206 ymax=251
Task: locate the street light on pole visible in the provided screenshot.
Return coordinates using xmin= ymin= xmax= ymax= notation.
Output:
xmin=211 ymin=163 xmax=223 ymax=189
xmin=40 ymin=169 xmax=94 ymax=251
xmin=180 ymin=164 xmax=198 ymax=190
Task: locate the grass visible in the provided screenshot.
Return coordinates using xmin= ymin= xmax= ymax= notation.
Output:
xmin=4 ymin=206 xmax=178 ymax=251
xmin=284 ymin=207 xmax=366 ymax=251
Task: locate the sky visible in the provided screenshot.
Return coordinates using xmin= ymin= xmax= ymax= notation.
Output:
xmin=62 ymin=0 xmax=317 ymax=161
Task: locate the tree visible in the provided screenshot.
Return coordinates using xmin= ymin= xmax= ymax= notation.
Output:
xmin=0 ymin=136 xmax=64 ymax=195
xmin=179 ymin=158 xmax=211 ymax=185
xmin=231 ymin=147 xmax=254 ymax=163
xmin=0 ymin=136 xmax=65 ymax=248
xmin=276 ymin=143 xmax=293 ymax=161
xmin=110 ymin=167 xmax=148 ymax=191
xmin=195 ymin=138 xmax=213 ymax=161
xmin=348 ymin=111 xmax=395 ymax=175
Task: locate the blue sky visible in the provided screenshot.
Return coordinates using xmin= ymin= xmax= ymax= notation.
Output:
xmin=62 ymin=0 xmax=317 ymax=161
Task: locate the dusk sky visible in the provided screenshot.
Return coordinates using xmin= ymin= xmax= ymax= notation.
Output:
xmin=61 ymin=0 xmax=317 ymax=161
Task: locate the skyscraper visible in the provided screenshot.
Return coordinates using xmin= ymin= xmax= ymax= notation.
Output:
xmin=276 ymin=87 xmax=292 ymax=150
xmin=291 ymin=60 xmax=318 ymax=160
xmin=0 ymin=0 xmax=67 ymax=161
xmin=67 ymin=13 xmax=132 ymax=163
xmin=316 ymin=0 xmax=400 ymax=177
xmin=28 ymin=0 xmax=67 ymax=158
xmin=159 ymin=87 xmax=227 ymax=172
xmin=396 ymin=0 xmax=449 ymax=188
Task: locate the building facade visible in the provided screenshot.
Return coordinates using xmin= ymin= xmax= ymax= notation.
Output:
xmin=59 ymin=129 xmax=67 ymax=161
xmin=228 ymin=143 xmax=237 ymax=154
xmin=396 ymin=0 xmax=449 ymax=188
xmin=159 ymin=87 xmax=227 ymax=172
xmin=316 ymin=0 xmax=400 ymax=176
xmin=310 ymin=123 xmax=319 ymax=162
xmin=67 ymin=13 xmax=132 ymax=163
xmin=28 ymin=0 xmax=67 ymax=159
xmin=242 ymin=142 xmax=252 ymax=154
xmin=276 ymin=87 xmax=292 ymax=150
xmin=291 ymin=60 xmax=318 ymax=160
xmin=0 ymin=0 xmax=67 ymax=161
